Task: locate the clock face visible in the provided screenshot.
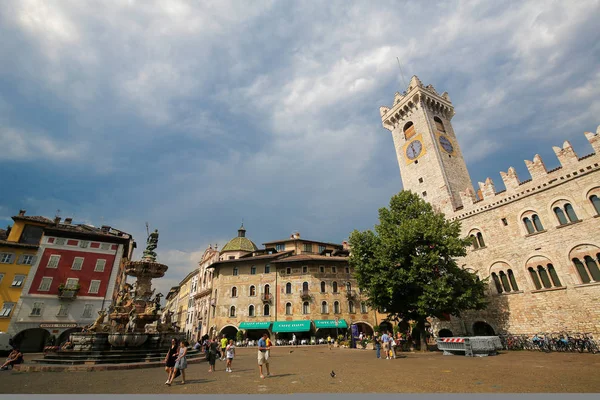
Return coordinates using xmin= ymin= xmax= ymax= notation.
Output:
xmin=439 ymin=135 xmax=454 ymax=153
xmin=406 ymin=140 xmax=423 ymax=160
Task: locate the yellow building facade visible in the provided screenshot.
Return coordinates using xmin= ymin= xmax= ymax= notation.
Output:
xmin=0 ymin=211 xmax=52 ymax=333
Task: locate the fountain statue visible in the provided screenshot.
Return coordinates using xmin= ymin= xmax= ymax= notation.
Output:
xmin=69 ymin=226 xmax=184 ymax=352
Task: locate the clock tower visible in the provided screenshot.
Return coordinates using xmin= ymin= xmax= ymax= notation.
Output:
xmin=380 ymin=76 xmax=475 ymax=215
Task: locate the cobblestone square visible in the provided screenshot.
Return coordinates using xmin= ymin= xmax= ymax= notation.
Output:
xmin=1 ymin=347 xmax=599 ymax=394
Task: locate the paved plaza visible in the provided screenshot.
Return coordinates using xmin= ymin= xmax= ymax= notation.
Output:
xmin=1 ymin=347 xmax=599 ymax=394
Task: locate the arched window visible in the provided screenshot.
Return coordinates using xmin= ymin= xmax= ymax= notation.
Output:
xmin=507 ymin=269 xmax=519 ymax=291
xmin=523 ymin=218 xmax=535 ymax=234
xmin=264 ymin=304 xmax=270 ymax=316
xmin=360 ymin=302 xmax=367 ymax=313
xmin=229 ymin=306 xmax=236 ymax=317
xmin=334 ymin=301 xmax=340 ymax=314
xmin=584 ymin=256 xmax=600 ymax=281
xmin=303 ymin=301 xmax=309 ymax=314
xmin=251 ymin=266 xmax=256 ymax=275
xmin=321 ymin=301 xmax=328 ymax=314
xmin=532 ymin=215 xmax=544 ymax=232
xmin=231 ymin=287 xmax=237 ymax=297
xmin=537 ymin=266 xmax=552 ymax=289
xmin=264 ymin=284 xmax=270 ymax=295
xmin=248 ymin=305 xmax=255 ymax=317
xmin=320 ymin=281 xmax=326 ymax=293
xmin=302 ymin=282 xmax=309 ymax=292
xmin=554 ymin=207 xmax=569 ymax=225
xmin=547 ymin=264 xmax=562 ymax=287
xmin=285 ymin=282 xmax=292 ymax=294
xmin=573 ymin=258 xmax=590 ymax=284
xmin=528 ymin=267 xmax=542 ymax=290
xmin=249 ymin=285 xmax=256 ymax=296
xmin=476 ymin=232 xmax=485 ymax=247
xmin=285 ymin=302 xmax=292 ymax=315
xmin=434 ymin=116 xmax=446 ymax=132
xmin=348 ymin=301 xmax=355 ymax=313
xmin=470 ymin=234 xmax=480 ymax=249
xmin=346 ymin=282 xmax=351 ymax=292
xmin=499 ymin=271 xmax=511 ymax=292
xmin=491 ymin=273 xmax=503 ymax=293
xmin=590 ymin=195 xmax=600 ymax=215
xmin=332 ymin=281 xmax=338 ymax=293
xmin=403 ymin=121 xmax=416 ymax=140
xmin=233 ymin=267 xmax=238 ymax=276
xmin=564 ymin=203 xmax=578 ymax=222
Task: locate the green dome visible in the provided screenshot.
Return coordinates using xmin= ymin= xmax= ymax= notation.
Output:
xmin=221 ymin=224 xmax=258 ymax=253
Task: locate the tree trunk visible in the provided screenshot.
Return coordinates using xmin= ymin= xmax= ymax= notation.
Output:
xmin=417 ymin=318 xmax=428 ymax=353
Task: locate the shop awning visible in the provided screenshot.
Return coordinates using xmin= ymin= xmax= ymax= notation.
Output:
xmin=272 ymin=320 xmax=311 ymax=332
xmin=239 ymin=321 xmax=272 ymax=330
xmin=314 ymin=319 xmax=348 ymax=329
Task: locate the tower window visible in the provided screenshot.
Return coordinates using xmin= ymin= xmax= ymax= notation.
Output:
xmin=418 ymin=178 xmax=423 ymax=183
xmin=422 ymin=191 xmax=427 ymax=197
xmin=403 ymin=121 xmax=416 ymax=140
xmin=434 ymin=116 xmax=446 ymax=133
xmin=501 ymin=218 xmax=508 ymax=226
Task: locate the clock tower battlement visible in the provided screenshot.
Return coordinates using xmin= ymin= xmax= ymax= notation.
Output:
xmin=380 ymin=76 xmax=475 ymax=215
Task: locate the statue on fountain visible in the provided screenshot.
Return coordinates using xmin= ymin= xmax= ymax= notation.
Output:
xmin=142 ymin=228 xmax=159 ymax=262
xmin=86 ymin=309 xmax=111 ymax=333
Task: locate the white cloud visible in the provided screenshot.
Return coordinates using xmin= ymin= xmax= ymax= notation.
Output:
xmin=0 ymin=127 xmax=85 ymax=162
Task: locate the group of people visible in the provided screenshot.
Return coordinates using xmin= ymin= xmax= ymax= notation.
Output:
xmin=163 ymin=332 xmax=274 ymax=384
xmin=374 ymin=331 xmax=398 ymax=359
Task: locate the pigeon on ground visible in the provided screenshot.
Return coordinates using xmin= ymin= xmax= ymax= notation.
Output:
xmin=330 ymin=370 xmax=336 ymax=378
xmin=289 ymin=350 xmax=294 ymax=353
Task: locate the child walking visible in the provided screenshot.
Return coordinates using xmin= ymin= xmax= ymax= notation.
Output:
xmin=226 ymin=339 xmax=235 ymax=372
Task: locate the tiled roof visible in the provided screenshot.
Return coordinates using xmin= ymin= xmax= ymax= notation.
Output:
xmin=12 ymin=215 xmax=54 ymax=224
xmin=271 ymin=254 xmax=349 ymax=263
xmin=263 ymin=238 xmax=343 ymax=248
xmin=221 ymin=236 xmax=259 ymax=253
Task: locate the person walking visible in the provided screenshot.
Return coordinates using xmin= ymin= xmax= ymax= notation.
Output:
xmin=226 ymin=339 xmax=236 ymax=372
xmin=207 ymin=338 xmax=218 ymax=372
xmin=390 ymin=336 xmax=397 ymax=359
xmin=220 ymin=335 xmax=228 ymax=361
xmin=375 ymin=335 xmax=381 ymax=359
xmin=164 ymin=339 xmax=178 ymax=385
xmin=167 ymin=340 xmax=188 ymax=385
xmin=292 ymin=333 xmax=297 ymax=347
xmin=327 ymin=335 xmax=332 ymax=350
xmin=257 ymin=333 xmax=271 ymax=379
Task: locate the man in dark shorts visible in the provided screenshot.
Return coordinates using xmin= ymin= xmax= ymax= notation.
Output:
xmin=220 ymin=335 xmax=228 ymax=361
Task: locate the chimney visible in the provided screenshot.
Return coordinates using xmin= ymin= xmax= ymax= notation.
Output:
xmin=18 ymin=209 xmax=26 ymax=216
xmin=64 ymin=218 xmax=73 ymax=225
xmin=101 ymin=225 xmax=111 ymax=233
xmin=294 ymin=232 xmax=300 ymax=239
xmin=54 ymin=216 xmax=61 ymax=225
xmin=342 ymin=241 xmax=349 ymax=250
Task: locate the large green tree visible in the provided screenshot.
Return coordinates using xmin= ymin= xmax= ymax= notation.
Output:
xmin=349 ymin=191 xmax=488 ymax=351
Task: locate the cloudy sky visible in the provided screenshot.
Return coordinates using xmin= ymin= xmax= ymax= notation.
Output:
xmin=1 ymin=0 xmax=599 ymax=295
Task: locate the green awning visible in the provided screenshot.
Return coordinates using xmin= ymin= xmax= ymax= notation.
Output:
xmin=272 ymin=320 xmax=311 ymax=333
xmin=314 ymin=319 xmax=348 ymax=329
xmin=239 ymin=321 xmax=272 ymax=330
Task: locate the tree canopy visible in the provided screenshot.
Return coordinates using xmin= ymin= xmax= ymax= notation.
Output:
xmin=349 ymin=191 xmax=488 ymax=347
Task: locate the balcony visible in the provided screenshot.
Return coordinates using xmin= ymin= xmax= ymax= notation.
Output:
xmin=261 ymin=293 xmax=273 ymax=303
xmin=58 ymin=284 xmax=80 ymax=300
xmin=300 ymin=290 xmax=313 ymax=302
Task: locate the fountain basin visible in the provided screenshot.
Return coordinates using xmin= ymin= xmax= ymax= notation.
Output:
xmin=108 ymin=333 xmax=148 ymax=348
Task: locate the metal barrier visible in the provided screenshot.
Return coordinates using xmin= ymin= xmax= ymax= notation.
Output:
xmin=436 ymin=336 xmax=501 ymax=357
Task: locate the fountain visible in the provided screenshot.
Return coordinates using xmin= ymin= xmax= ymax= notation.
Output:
xmin=68 ymin=228 xmax=185 ymax=352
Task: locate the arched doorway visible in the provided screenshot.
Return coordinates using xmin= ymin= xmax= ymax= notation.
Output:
xmin=219 ymin=325 xmax=239 ymax=341
xmin=472 ymin=321 xmax=495 ymax=336
xmin=353 ymin=322 xmax=374 ymax=337
xmin=58 ymin=327 xmax=84 ymax=345
xmin=13 ymin=328 xmax=50 ymax=353
xmin=397 ymin=320 xmax=410 ymax=334
xmin=438 ymin=329 xmax=453 ymax=338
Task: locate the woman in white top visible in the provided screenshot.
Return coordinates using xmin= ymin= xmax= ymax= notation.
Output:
xmin=226 ymin=339 xmax=235 ymax=372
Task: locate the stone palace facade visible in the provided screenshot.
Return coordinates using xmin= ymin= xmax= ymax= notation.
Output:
xmin=380 ymin=76 xmax=600 ymax=337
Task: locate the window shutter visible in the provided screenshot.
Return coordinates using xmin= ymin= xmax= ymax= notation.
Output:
xmin=30 ymin=256 xmax=38 ymax=265
xmin=16 ymin=255 xmax=24 ymax=264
